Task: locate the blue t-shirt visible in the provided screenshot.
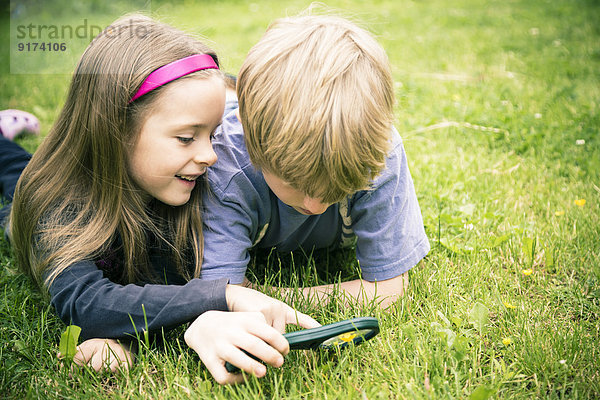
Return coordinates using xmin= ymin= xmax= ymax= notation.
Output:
xmin=200 ymin=104 xmax=430 ymax=284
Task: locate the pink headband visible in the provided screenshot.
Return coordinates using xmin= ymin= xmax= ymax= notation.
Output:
xmin=129 ymin=54 xmax=219 ymax=103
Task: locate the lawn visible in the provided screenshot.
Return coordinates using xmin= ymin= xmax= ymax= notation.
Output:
xmin=1 ymin=0 xmax=599 ymax=398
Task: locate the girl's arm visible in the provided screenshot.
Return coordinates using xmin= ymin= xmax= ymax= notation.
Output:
xmin=49 ymin=260 xmax=229 ymax=340
xmin=61 ymin=276 xmax=319 ymax=384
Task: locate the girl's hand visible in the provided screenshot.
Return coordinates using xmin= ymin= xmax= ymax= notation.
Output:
xmin=185 ymin=287 xmax=319 ymax=385
xmin=184 ymin=310 xmax=290 ymax=384
xmin=60 ymin=338 xmax=134 ymax=372
xmin=225 ymin=284 xmax=320 ymax=333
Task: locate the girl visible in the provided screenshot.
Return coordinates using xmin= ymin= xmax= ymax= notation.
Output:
xmin=3 ymin=15 xmax=317 ymax=385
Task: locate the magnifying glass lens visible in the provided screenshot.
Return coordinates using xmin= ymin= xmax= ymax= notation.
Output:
xmin=320 ymin=328 xmax=375 ymax=349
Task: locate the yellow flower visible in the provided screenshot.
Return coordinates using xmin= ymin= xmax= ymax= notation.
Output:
xmin=555 ymin=211 xmax=565 ymax=216
xmin=503 ymin=302 xmax=516 ymax=309
xmin=502 ymin=338 xmax=512 ymax=346
xmin=522 ymin=269 xmax=533 ymax=276
xmin=574 ymin=199 xmax=586 ymax=207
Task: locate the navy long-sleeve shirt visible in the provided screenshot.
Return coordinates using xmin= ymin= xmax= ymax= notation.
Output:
xmin=45 ymin=230 xmax=230 ymax=341
xmin=49 ymin=260 xmax=228 ymax=340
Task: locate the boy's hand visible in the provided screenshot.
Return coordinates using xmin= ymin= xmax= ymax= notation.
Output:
xmin=226 ymin=284 xmax=320 ymax=332
xmin=184 ymin=310 xmax=289 ymax=384
xmin=59 ymin=338 xmax=133 ymax=372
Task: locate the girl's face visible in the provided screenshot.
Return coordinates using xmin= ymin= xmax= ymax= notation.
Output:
xmin=128 ymin=76 xmax=225 ymax=206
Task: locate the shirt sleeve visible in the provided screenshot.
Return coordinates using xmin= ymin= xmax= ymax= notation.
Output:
xmin=48 ymin=261 xmax=229 ymax=340
xmin=200 ymin=179 xmax=258 ymax=284
xmin=349 ymin=133 xmax=430 ymax=281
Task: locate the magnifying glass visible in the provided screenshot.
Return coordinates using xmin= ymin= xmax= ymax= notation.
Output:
xmin=225 ymin=317 xmax=379 ymax=373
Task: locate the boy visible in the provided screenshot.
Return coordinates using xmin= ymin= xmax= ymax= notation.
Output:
xmin=200 ymin=15 xmax=430 ymax=308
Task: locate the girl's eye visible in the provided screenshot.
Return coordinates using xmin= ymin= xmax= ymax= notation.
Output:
xmin=177 ymin=137 xmax=194 ymax=144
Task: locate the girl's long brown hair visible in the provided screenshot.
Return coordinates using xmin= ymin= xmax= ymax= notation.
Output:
xmin=9 ymin=15 xmax=222 ymax=289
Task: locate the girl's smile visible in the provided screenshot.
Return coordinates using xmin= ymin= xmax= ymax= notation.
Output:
xmin=128 ymin=76 xmax=225 ymax=206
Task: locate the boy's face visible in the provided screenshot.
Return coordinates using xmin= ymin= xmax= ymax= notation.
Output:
xmin=262 ymin=170 xmax=331 ymax=215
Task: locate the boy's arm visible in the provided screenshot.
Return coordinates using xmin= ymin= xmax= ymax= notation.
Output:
xmin=245 ymin=272 xmax=408 ymax=309
xmin=200 ymin=172 xmax=264 ymax=284
xmin=298 ymin=272 xmax=409 ymax=309
xmin=199 ymin=194 xmax=256 ymax=284
xmin=326 ymin=134 xmax=427 ymax=307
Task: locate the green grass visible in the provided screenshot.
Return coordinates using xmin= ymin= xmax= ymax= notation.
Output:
xmin=1 ymin=0 xmax=599 ymax=398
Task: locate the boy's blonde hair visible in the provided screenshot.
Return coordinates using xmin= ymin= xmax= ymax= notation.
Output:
xmin=238 ymin=14 xmax=394 ymax=204
xmin=10 ymin=15 xmax=222 ymax=289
